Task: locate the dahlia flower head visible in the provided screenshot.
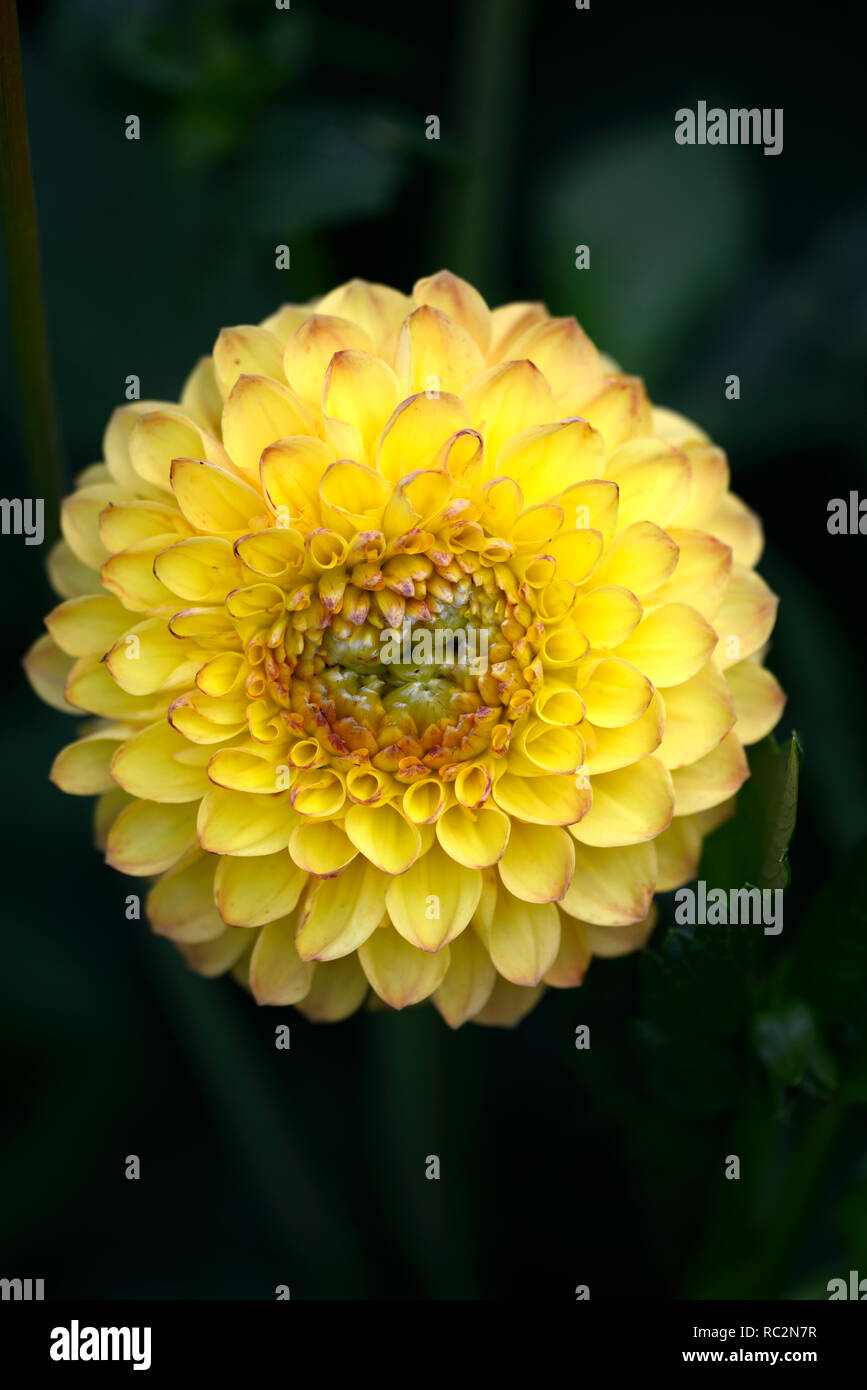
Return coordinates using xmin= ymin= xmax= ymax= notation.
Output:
xmin=26 ymin=271 xmax=785 ymax=1027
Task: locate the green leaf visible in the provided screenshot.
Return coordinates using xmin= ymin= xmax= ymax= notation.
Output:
xmin=751 ymin=998 xmax=837 ymax=1097
xmin=237 ymin=104 xmax=409 ymax=239
xmin=533 ymin=124 xmax=755 ymax=375
xmin=756 ymin=735 xmax=801 ymax=890
xmin=699 ymin=732 xmax=801 ymax=894
xmin=752 ymin=999 xmax=816 ymax=1085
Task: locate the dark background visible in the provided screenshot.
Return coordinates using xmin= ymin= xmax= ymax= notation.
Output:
xmin=1 ymin=0 xmax=866 ymax=1300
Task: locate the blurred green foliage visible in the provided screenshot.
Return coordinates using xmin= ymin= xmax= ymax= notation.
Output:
xmin=1 ymin=0 xmax=865 ymax=1300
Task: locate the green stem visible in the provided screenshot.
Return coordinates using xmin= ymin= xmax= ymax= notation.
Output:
xmin=441 ymin=0 xmax=527 ymax=295
xmin=0 ymin=0 xmax=63 ymax=533
xmin=140 ymin=938 xmax=367 ymax=1293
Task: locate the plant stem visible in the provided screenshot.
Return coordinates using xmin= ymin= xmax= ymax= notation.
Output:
xmin=0 ymin=0 xmax=63 ymax=534
xmin=442 ymin=0 xmax=527 ymax=297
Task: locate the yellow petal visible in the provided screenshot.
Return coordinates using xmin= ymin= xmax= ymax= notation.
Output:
xmin=708 ymin=491 xmax=763 ymax=566
xmin=202 ymin=745 xmax=278 ymax=795
xmin=213 ymin=325 xmax=285 ymax=398
xmin=487 ymin=300 xmax=548 ymax=362
xmin=375 ymin=391 xmax=470 ymax=483
xmin=476 ymin=886 xmax=560 ymax=986
xmin=99 ymin=534 xmax=179 ymax=613
xmin=382 ymin=469 xmax=452 ymax=538
xmin=50 ymin=726 xmax=130 ymax=795
xmin=314 ymin=279 xmax=411 ymax=358
xmin=221 ymin=374 xmax=317 ymax=478
xmin=154 ymin=536 xmax=245 ymax=601
xmin=538 ymin=628 xmax=590 ymax=672
xmin=45 ymin=595 xmax=132 ymax=657
xmin=215 ymin=850 xmax=307 ymax=926
xmin=558 ymin=479 xmax=619 ymax=546
xmin=712 ymin=567 xmax=779 ymax=670
xmin=129 ymin=411 xmax=230 ymax=493
xmin=168 ymin=689 xmax=247 ymax=744
xmin=671 ymin=731 xmax=749 ymax=815
xmin=605 ymin=439 xmax=690 ymax=530
xmin=577 ymin=656 xmax=652 ymax=728
xmin=194 ymin=652 xmax=244 ymax=698
xmin=384 ymin=843 xmax=480 ymax=951
xmin=318 ymin=458 xmax=390 ymax=539
xmin=515 ymin=719 xmax=584 ymax=775
xmin=106 ymin=799 xmax=198 ymax=876
xmin=259 ymin=435 xmax=334 ymax=529
xmin=289 ymin=766 xmax=346 ymax=817
xmin=260 ymin=303 xmax=311 ymax=343
xmin=94 ymin=787 xmax=133 ymax=849
xmin=532 ymin=679 xmax=587 ymax=727
xmin=582 ymin=903 xmax=658 ymax=958
xmin=573 ymin=585 xmax=642 ymax=649
xmin=461 ymin=360 xmax=556 ymax=473
xmin=170 ymin=458 xmax=268 ymax=535
xmin=179 ymin=925 xmax=251 ymax=978
xmin=105 ymin=618 xmax=200 ymax=696
xmin=401 ymin=776 xmax=450 ymax=825
xmin=509 ymin=316 xmax=604 ymax=398
xmin=197 ymin=787 xmax=297 ymax=855
xmin=413 ymin=270 xmax=492 ymax=353
xmin=432 ymin=927 xmax=496 ymax=1027
xmin=548 ymin=528 xmax=604 ymax=585
xmin=359 ymin=925 xmax=450 ymax=1008
xmin=64 ymin=652 xmax=169 ymax=720
xmin=544 ymin=916 xmax=591 ymax=987
xmin=322 ymin=349 xmax=400 ymax=458
xmin=396 ymin=304 xmax=485 ymax=396
xmin=592 ymin=521 xmax=679 ymax=596
xmin=436 ymin=803 xmax=510 ymax=867
xmin=295 ymin=856 xmax=387 ymax=961
xmin=494 ymin=772 xmax=591 ymax=826
xmin=47 ymin=538 xmax=99 ymax=598
xmin=497 ymin=419 xmax=606 ymax=506
xmin=104 ymin=400 xmax=192 ymax=497
xmin=498 ymin=822 xmax=574 ymax=902
xmin=99 ymin=499 xmax=192 ymax=554
xmin=248 ymin=913 xmax=315 ymax=1005
xmin=571 ymin=756 xmax=674 ymax=847
xmin=615 ymin=603 xmax=717 ymax=687
xmin=283 ymin=313 xmax=373 ymax=408
xmin=649 ymin=528 xmax=732 ymax=619
xmin=23 ymin=634 xmax=78 ymax=712
xmin=287 ymin=819 xmax=357 ymax=876
xmin=112 ymin=720 xmax=210 ymax=801
xmin=656 ymin=663 xmax=735 ymax=770
xmin=147 ymin=854 xmax=225 ymax=944
xmin=654 ymin=816 xmax=702 ymax=892
xmin=559 ymin=841 xmax=656 ymax=926
xmin=583 ymin=689 xmax=664 ymax=773
xmin=61 ymin=482 xmax=129 ymax=569
xmin=471 ymin=975 xmax=545 ymax=1027
xmin=180 ymin=356 xmax=223 ymax=434
xmin=651 ymin=406 xmax=709 ymax=448
xmin=344 ymin=801 xmax=422 ymax=874
xmin=294 ymin=954 xmax=370 ymax=1022
xmin=675 ymin=443 xmax=730 ymax=526
xmin=725 ymin=659 xmax=786 ymax=745
xmin=570 ymin=376 xmax=651 ymax=450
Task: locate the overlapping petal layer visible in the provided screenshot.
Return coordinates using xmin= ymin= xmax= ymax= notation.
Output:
xmin=27 ymin=271 xmax=784 ymax=1026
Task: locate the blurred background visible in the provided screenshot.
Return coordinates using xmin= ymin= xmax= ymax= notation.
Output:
xmin=1 ymin=0 xmax=866 ymax=1300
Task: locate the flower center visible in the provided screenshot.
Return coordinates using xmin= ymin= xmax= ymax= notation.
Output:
xmin=241 ymin=534 xmax=546 ymax=782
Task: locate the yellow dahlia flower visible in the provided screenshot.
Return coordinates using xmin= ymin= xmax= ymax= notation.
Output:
xmin=25 ymin=271 xmax=785 ymax=1027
